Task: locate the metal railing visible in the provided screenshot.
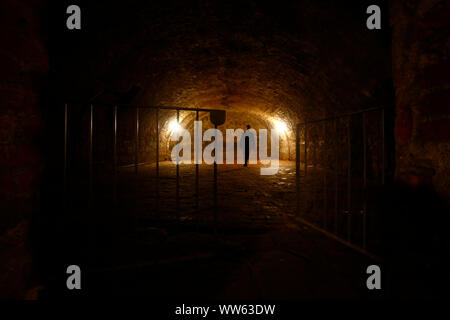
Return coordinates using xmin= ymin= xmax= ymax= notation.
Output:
xmin=63 ymin=103 xmax=224 ymax=225
xmin=295 ymin=107 xmax=389 ymax=259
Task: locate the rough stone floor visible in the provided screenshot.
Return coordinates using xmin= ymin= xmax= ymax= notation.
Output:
xmin=55 ymin=161 xmax=376 ymax=299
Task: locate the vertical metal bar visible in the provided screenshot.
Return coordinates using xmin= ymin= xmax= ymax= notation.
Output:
xmin=304 ymin=124 xmax=308 ymax=177
xmin=287 ymin=135 xmax=291 ymax=161
xmin=195 ymin=110 xmax=199 ymax=210
xmin=156 ymin=108 xmax=159 ymax=213
xmin=323 ymin=122 xmax=327 ymax=229
xmin=313 ymin=126 xmax=317 ymax=168
xmin=381 ymin=108 xmax=385 ymax=185
xmin=64 ymin=103 xmax=68 ymax=210
xmin=113 ymin=105 xmax=117 ymax=206
xmin=176 ymin=110 xmax=180 ymax=218
xmin=213 ymin=124 xmax=218 ymax=229
xmin=296 ymin=124 xmax=300 ymax=216
xmin=347 ymin=116 xmax=351 ymax=242
xmin=135 ymin=107 xmax=139 ymax=174
xmin=334 ymin=119 xmax=338 ymax=234
xmin=362 ymin=112 xmax=367 ymax=249
xmin=89 ymin=104 xmax=93 ymax=210
xmin=313 ymin=125 xmax=317 ymax=219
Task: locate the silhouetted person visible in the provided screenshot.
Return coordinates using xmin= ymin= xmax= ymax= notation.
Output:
xmin=244 ymin=124 xmax=250 ymax=167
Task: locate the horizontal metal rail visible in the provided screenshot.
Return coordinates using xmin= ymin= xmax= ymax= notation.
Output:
xmin=64 ymin=103 xmax=224 ymax=113
xmin=294 ymin=216 xmax=382 ymax=262
xmin=119 ymin=161 xmax=155 ymax=168
xmin=296 ymin=107 xmax=385 ymax=126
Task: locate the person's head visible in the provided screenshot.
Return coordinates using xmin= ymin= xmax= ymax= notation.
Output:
xmin=246 ymin=124 xmax=250 ymax=130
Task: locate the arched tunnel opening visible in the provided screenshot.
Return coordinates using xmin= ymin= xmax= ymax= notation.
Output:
xmin=1 ymin=0 xmax=449 ymax=301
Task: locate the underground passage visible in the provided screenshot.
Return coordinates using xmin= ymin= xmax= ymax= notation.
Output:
xmin=1 ymin=0 xmax=449 ymax=302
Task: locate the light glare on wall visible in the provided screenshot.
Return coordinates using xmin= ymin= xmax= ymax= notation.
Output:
xmin=273 ymin=120 xmax=288 ymax=133
xmin=169 ymin=119 xmax=182 ymax=133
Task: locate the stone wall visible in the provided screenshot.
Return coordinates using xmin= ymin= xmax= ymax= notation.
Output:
xmin=391 ymin=0 xmax=450 ymax=200
xmin=384 ymin=0 xmax=450 ymax=297
xmin=0 ymin=0 xmax=48 ymax=298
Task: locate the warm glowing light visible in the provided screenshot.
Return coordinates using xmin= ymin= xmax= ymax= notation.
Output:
xmin=169 ymin=119 xmax=182 ymax=133
xmin=273 ymin=120 xmax=288 ymax=133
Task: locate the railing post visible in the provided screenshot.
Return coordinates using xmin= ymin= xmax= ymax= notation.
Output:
xmin=323 ymin=122 xmax=327 ymax=229
xmin=213 ymin=124 xmax=218 ymax=231
xmin=296 ymin=124 xmax=300 ymax=217
xmin=135 ymin=106 xmax=139 ymax=174
xmin=313 ymin=126 xmax=317 ymax=168
xmin=89 ymin=104 xmax=93 ymax=210
xmin=176 ymin=109 xmax=180 ymax=219
xmin=304 ymin=124 xmax=308 ymax=177
xmin=381 ymin=108 xmax=385 ymax=185
xmin=64 ymin=103 xmax=68 ymax=211
xmin=156 ymin=107 xmax=159 ymax=213
xmin=347 ymin=116 xmax=351 ymax=243
xmin=113 ymin=105 xmax=118 ymax=206
xmin=195 ymin=110 xmax=199 ymax=210
xmin=334 ymin=118 xmax=338 ymax=234
xmin=362 ymin=112 xmax=367 ymax=249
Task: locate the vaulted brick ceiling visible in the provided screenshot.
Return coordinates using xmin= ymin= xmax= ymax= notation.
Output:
xmin=57 ymin=0 xmax=391 ymax=130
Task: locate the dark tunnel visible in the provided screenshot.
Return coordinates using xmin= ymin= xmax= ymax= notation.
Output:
xmin=0 ymin=0 xmax=449 ymax=301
